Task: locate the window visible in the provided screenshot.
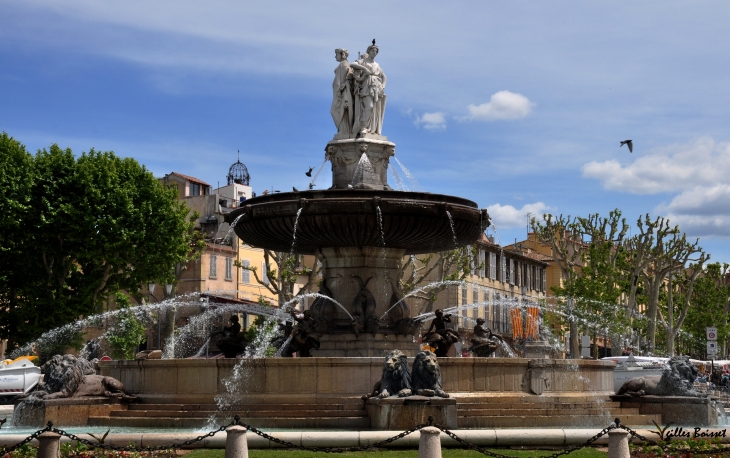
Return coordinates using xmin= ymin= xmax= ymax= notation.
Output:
xmin=262 ymin=261 xmax=270 ymax=285
xmin=501 ymin=255 xmax=507 ymax=283
xmin=479 ymin=250 xmax=486 ymax=278
xmin=490 ymin=252 xmax=497 ymax=280
xmin=190 ymin=182 xmax=201 ymax=196
xmin=225 ymin=257 xmax=232 ymax=281
xmin=241 ymin=260 xmax=250 ymax=284
xmin=472 ymin=289 xmax=479 ymax=318
xmin=542 ymin=269 xmax=547 ymax=293
xmin=209 ymin=255 xmax=217 ymax=278
xmin=461 ymin=286 xmax=468 ymax=319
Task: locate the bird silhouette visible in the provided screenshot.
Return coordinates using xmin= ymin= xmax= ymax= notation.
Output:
xmin=305 ymin=167 xmax=313 ymax=177
xmin=0 ymin=418 xmax=6 ymax=428
xmin=308 ymin=183 xmax=315 ymax=190
xmin=292 ymin=187 xmax=299 ymax=192
xmin=620 ymin=140 xmax=633 ymax=153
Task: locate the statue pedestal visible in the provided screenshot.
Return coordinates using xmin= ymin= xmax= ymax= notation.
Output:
xmin=609 ymin=395 xmax=723 ymax=426
xmin=311 ymin=333 xmax=420 ymax=357
xmin=365 ymin=396 xmax=457 ymax=430
xmin=523 ymin=341 xmax=553 ymax=359
xmin=326 ymin=136 xmax=395 ymax=190
xmin=13 ymin=397 xmax=126 ymax=427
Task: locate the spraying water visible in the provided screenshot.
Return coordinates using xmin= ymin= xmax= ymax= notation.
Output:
xmin=393 ymin=157 xmax=421 ymax=191
xmin=446 ymin=211 xmax=458 ymax=247
xmin=389 ymin=164 xmax=408 ymax=191
xmin=289 ymin=207 xmax=303 ymax=257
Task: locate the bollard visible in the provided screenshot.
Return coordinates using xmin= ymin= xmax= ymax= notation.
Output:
xmin=37 ymin=431 xmax=61 ymax=458
xmin=607 ymin=429 xmax=630 ymax=458
xmin=225 ymin=425 xmax=249 ymax=458
xmin=418 ymin=426 xmax=442 ymax=458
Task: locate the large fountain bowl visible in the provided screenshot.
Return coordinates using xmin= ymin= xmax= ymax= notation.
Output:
xmin=226 ymin=189 xmax=489 ymax=255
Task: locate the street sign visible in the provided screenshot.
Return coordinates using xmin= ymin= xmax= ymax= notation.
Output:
xmin=707 ymin=341 xmax=718 ymax=355
xmin=707 ymin=327 xmax=718 ymax=340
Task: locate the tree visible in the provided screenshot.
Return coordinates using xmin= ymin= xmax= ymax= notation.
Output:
xmin=399 ymin=246 xmax=481 ymax=316
xmin=106 ymin=293 xmax=147 ymax=360
xmin=0 ymin=136 xmax=201 ymax=350
xmin=532 ymin=210 xmax=630 ymax=358
xmin=531 ymin=213 xmax=584 ymax=358
xmin=239 ymin=251 xmax=321 ymax=307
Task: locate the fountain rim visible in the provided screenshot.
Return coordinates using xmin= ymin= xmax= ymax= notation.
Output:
xmin=228 ymin=188 xmax=482 ymax=209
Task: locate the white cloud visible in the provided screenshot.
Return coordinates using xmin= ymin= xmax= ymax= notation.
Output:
xmin=467 ymin=91 xmax=534 ymax=121
xmin=582 ymin=137 xmax=730 ymax=194
xmin=486 ymin=202 xmax=551 ymax=229
xmin=657 ymin=184 xmax=730 ymax=238
xmin=414 ymin=112 xmax=446 ymax=130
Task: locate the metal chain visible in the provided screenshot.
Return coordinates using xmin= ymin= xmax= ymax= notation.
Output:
xmin=433 ymin=421 xmax=616 ymax=458
xmin=0 ymin=424 xmax=52 ymax=454
xmin=48 ymin=419 xmax=236 ymax=452
xmin=236 ymin=415 xmax=430 ymax=453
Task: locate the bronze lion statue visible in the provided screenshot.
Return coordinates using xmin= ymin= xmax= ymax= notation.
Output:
xmin=411 ymin=350 xmax=449 ymax=398
xmin=616 ymin=355 xmax=699 ymax=397
xmin=364 ymin=350 xmax=412 ymax=398
xmin=25 ymin=354 xmax=136 ymax=401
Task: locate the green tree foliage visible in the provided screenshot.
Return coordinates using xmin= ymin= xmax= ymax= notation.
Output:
xmin=0 ymin=134 xmax=202 ymax=350
xmin=679 ymin=263 xmax=730 ymax=358
xmin=105 ymin=293 xmax=147 ymax=360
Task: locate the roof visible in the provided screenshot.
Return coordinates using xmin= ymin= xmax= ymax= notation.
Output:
xmin=167 ymin=172 xmax=211 ymax=187
xmin=519 ymin=251 xmax=554 ymax=263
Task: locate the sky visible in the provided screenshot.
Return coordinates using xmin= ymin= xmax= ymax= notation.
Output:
xmin=2 ymin=1 xmax=730 ymax=262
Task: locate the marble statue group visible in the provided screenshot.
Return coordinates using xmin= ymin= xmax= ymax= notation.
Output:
xmin=331 ymin=40 xmax=387 ymax=136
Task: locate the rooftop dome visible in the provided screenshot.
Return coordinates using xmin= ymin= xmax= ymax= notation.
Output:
xmin=227 ymin=152 xmax=250 ymax=185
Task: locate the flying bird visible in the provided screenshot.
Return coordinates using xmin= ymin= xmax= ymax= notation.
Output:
xmin=292 ymin=187 xmax=299 ymax=192
xmin=620 ymin=140 xmax=633 ymax=153
xmin=308 ymin=183 xmax=315 ymax=190
xmin=305 ymin=167 xmax=313 ymax=177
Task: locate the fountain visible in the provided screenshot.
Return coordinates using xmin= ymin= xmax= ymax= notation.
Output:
xmin=225 ymin=42 xmax=489 ymax=357
xmin=13 ymin=43 xmax=632 ymax=431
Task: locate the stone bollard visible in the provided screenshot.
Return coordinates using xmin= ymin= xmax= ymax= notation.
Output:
xmin=418 ymin=426 xmax=442 ymax=458
xmin=37 ymin=432 xmax=61 ymax=458
xmin=607 ymin=429 xmax=630 ymax=458
xmin=225 ymin=425 xmax=249 ymax=458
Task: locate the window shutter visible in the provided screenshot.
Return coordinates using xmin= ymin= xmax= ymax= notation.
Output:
xmin=262 ymin=261 xmax=270 ymax=285
xmin=509 ymin=259 xmax=514 ymax=285
xmin=210 ymin=255 xmax=217 ymax=278
xmin=242 ymin=260 xmax=250 ymax=283
xmin=490 ymin=252 xmax=497 ymax=280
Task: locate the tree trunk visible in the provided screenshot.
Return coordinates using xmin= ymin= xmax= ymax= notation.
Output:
xmin=570 ymin=320 xmax=580 ymax=359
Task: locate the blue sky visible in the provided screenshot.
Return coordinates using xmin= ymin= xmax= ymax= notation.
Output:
xmin=2 ymin=1 xmax=730 ymax=262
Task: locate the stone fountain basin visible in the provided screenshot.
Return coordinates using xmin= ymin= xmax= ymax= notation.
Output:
xmin=226 ymin=190 xmax=489 ymax=254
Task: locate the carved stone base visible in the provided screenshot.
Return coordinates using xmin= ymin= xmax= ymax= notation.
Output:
xmin=13 ymin=397 xmax=126 ymax=427
xmin=523 ymin=341 xmax=554 ymax=359
xmin=310 ymin=333 xmax=420 ymax=357
xmin=608 ymin=395 xmax=723 ymax=426
xmin=326 ymin=137 xmax=395 ymax=190
xmin=365 ymin=396 xmax=457 ymax=430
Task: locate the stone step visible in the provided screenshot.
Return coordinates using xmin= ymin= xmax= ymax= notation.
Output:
xmin=88 ymin=416 xmax=371 ymax=430
xmin=457 ymin=414 xmax=661 ymax=429
xmin=111 ymin=409 xmax=367 ymax=418
xmin=127 ymin=403 xmax=365 ymax=412
xmin=457 ymin=402 xmax=622 ymax=409
xmin=458 ymin=407 xmax=641 ymax=417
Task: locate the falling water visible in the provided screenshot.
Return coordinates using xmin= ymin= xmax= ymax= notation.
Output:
xmin=379 ymin=280 xmax=466 ymax=320
xmin=389 ymin=164 xmax=408 ymax=191
xmin=289 ymin=208 xmax=303 ymax=257
xmin=376 ymin=206 xmax=386 ymax=247
xmin=351 ymin=153 xmax=375 ymax=187
xmin=281 ymin=292 xmax=354 ymax=320
xmin=194 ymin=337 xmax=212 ymax=358
xmin=445 ymin=211 xmax=458 ymax=247
xmin=393 ymin=157 xmax=421 ymax=191
xmin=274 ymin=335 xmax=294 ymax=357
xmin=308 ymin=160 xmax=327 ymax=188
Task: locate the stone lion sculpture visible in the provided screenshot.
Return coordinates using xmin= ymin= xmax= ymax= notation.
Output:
xmin=25 ymin=354 xmax=135 ymax=401
xmin=616 ymin=355 xmax=699 ymax=397
xmin=364 ymin=350 xmax=412 ymax=398
xmin=411 ymin=350 xmax=449 ymax=398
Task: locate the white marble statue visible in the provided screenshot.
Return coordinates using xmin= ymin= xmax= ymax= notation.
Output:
xmin=331 ymin=48 xmax=354 ymax=134
xmin=351 ymin=40 xmax=387 ymax=135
